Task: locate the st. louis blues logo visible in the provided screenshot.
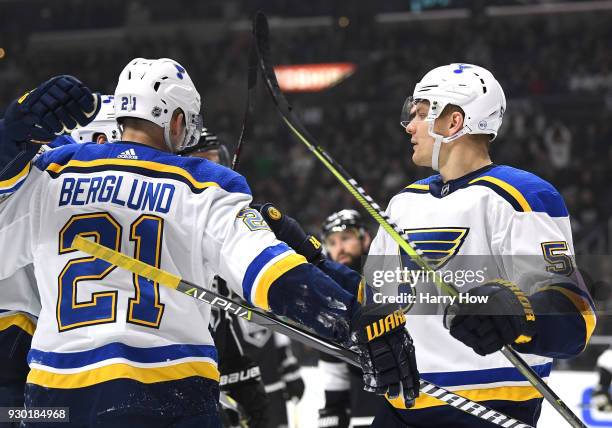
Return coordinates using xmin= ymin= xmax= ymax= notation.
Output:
xmin=453 ymin=64 xmax=472 ymax=74
xmin=399 ymin=227 xmax=469 ymax=271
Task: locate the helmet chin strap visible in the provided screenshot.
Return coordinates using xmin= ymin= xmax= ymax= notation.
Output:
xmin=428 ymin=121 xmax=445 ymax=172
xmin=427 ymin=121 xmax=470 ymax=172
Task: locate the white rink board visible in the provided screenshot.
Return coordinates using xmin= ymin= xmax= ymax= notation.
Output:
xmin=290 ymin=368 xmax=611 ymax=427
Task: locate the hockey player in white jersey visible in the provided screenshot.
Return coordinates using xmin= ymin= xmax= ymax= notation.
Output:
xmin=0 ymin=58 xmax=418 ymax=427
xmin=363 ymin=63 xmax=596 ymax=427
xmin=254 ymin=63 xmax=596 ymax=427
xmin=0 ymin=75 xmax=99 ymax=417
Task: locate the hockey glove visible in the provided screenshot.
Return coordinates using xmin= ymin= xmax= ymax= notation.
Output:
xmin=252 ymin=202 xmax=324 ymax=264
xmin=220 ymin=361 xmax=270 ymax=428
xmin=3 ymin=75 xmax=100 ymax=144
xmin=444 ymin=279 xmax=537 ymax=356
xmin=349 ymin=304 xmax=419 ymax=408
xmin=277 ymin=344 xmax=305 ymax=402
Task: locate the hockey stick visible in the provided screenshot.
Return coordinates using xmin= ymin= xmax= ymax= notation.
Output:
xmin=231 ymin=36 xmax=259 ymax=171
xmin=72 ymin=234 xmax=534 ymax=428
xmin=252 ymin=11 xmax=585 ymax=428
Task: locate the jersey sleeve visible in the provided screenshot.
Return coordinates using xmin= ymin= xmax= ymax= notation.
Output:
xmin=491 ymin=197 xmax=596 ymax=358
xmin=200 ymin=177 xmax=358 ymax=342
xmin=0 ymin=119 xmax=40 ymax=199
xmin=0 ymin=167 xmax=43 ymax=280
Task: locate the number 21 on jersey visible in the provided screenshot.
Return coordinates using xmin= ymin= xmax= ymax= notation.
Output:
xmin=57 ymin=212 xmax=165 ymax=331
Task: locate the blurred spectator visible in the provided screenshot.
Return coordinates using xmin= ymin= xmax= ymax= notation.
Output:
xmin=543 ymin=122 xmax=572 ymax=170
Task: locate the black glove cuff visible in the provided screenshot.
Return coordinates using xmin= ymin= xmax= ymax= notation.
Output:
xmin=296 ymin=234 xmax=325 ymax=264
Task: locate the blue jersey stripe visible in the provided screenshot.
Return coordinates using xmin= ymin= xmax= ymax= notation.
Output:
xmin=27 ymin=342 xmax=218 ymax=369
xmin=420 ymin=362 xmax=552 ymax=387
xmin=242 ymin=243 xmax=293 ymax=304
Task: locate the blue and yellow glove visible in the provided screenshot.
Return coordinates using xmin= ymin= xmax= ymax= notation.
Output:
xmin=4 ymin=75 xmax=100 ymax=144
xmin=350 ymin=304 xmax=419 ymax=408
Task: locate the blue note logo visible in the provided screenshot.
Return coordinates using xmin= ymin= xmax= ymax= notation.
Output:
xmin=399 ymin=227 xmax=469 ymax=271
xmin=453 ymin=64 xmax=472 ymax=74
xmin=175 ymin=64 xmax=186 ymax=80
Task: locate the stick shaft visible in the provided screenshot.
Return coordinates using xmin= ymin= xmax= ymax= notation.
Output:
xmin=72 ymin=234 xmax=533 ymax=427
xmin=232 ymin=40 xmax=259 ymax=171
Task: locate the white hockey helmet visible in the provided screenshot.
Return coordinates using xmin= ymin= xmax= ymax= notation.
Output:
xmin=71 ymin=95 xmax=120 ymax=143
xmin=114 ymin=58 xmax=203 ymax=152
xmin=401 ymin=63 xmax=506 ymax=171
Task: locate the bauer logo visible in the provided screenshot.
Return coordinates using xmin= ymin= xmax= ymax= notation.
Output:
xmin=399 ymin=227 xmax=469 ymax=271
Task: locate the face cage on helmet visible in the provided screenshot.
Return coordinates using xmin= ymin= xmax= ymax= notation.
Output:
xmin=174 ymin=112 xmax=204 ymax=153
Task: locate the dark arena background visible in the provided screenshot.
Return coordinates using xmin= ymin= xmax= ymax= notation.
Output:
xmin=1 ymin=0 xmax=611 ymax=426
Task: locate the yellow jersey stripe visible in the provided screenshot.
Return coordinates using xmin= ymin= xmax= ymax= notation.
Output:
xmin=405 ymin=184 xmax=429 ymax=190
xmin=469 ymin=176 xmax=532 ymax=212
xmin=27 ymin=361 xmax=220 ymax=389
xmin=357 ymin=279 xmax=366 ymax=304
xmin=46 ymin=159 xmax=221 ymax=191
xmin=387 ymin=384 xmax=542 ymax=410
xmin=0 ymin=313 xmax=36 ymax=335
xmin=253 ymin=253 xmax=308 ymax=311
xmin=0 ymin=162 xmax=31 ymax=190
xmin=537 ymin=285 xmax=596 ymax=346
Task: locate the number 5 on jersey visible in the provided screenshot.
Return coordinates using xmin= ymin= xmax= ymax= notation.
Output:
xmin=57 ymin=212 xmax=165 ymax=331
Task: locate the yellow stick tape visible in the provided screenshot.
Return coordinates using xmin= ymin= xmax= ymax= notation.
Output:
xmin=72 ymin=235 xmax=181 ymax=289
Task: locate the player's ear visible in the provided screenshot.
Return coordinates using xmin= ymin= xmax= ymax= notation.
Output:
xmin=449 ymin=111 xmax=464 ymax=134
xmin=170 ymin=109 xmax=185 ymax=136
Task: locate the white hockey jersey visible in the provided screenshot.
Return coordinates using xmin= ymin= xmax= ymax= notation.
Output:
xmin=0 ymin=141 xmax=306 ymax=390
xmin=365 ymin=164 xmax=596 ymax=412
xmin=0 ymin=265 xmax=40 ymax=336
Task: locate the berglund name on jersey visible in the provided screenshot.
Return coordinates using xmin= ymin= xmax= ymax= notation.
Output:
xmin=58 ymin=174 xmax=175 ymax=214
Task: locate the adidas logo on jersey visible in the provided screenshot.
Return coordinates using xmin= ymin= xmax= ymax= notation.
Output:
xmin=117 ymin=149 xmax=138 ymax=159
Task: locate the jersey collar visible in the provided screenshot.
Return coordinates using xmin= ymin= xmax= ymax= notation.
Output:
xmin=428 ymin=163 xmax=496 ymax=198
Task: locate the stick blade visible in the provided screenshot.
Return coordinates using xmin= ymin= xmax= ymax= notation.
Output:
xmin=253 ymin=11 xmax=269 ymax=39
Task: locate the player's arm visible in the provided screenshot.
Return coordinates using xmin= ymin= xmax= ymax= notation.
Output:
xmin=253 ymin=202 xmax=369 ymax=303
xmin=202 ymin=182 xmax=419 ymax=407
xmin=445 ymin=197 xmax=596 ymax=359
xmin=0 ymin=76 xmax=100 ymax=197
xmin=0 ymin=164 xmax=45 ymax=279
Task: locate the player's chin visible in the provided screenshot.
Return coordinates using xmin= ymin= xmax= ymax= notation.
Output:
xmin=337 ymin=254 xmax=351 ymax=265
xmin=411 ymin=151 xmax=430 ymax=167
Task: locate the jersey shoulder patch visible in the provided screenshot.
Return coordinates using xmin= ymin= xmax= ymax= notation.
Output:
xmin=400 ymin=174 xmax=440 ymax=194
xmin=35 ymin=142 xmax=250 ymax=196
xmin=468 ymin=165 xmax=567 ymax=217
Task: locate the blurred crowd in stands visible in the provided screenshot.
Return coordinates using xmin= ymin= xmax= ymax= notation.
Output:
xmin=1 ymin=3 xmax=611 ymax=244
